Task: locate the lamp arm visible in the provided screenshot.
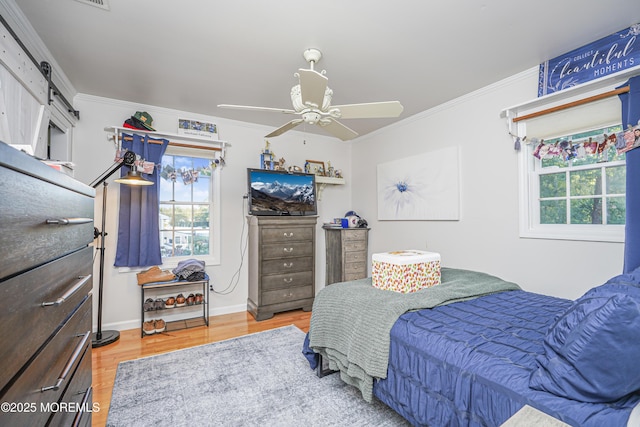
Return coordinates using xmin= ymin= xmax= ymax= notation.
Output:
xmin=90 ymin=162 xmax=124 ymax=188
xmin=89 ymin=150 xmax=137 ymax=188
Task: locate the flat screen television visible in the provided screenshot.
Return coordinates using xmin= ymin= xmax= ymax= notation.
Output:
xmin=247 ymin=168 xmax=317 ymax=216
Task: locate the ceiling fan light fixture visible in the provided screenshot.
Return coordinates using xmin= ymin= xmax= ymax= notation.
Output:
xmin=302 ymin=111 xmax=321 ymax=124
xmin=218 ymin=48 xmax=403 ymax=140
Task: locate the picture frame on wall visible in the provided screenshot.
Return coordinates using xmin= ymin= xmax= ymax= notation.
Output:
xmin=305 ymin=160 xmax=325 ymax=176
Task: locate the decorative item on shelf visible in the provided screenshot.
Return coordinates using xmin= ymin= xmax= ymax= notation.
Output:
xmin=123 ymin=111 xmax=156 ymax=131
xmin=260 ymin=140 xmax=274 ymax=170
xmin=305 ymin=159 xmax=325 ymax=176
xmin=288 ymin=165 xmax=303 ymax=172
xmin=274 ymin=157 xmax=287 ymax=170
xmin=326 ymin=161 xmax=335 ymax=177
xmin=178 ymin=118 xmax=218 ymax=139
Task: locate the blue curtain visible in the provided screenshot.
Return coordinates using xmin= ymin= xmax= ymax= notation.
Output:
xmin=618 ymin=76 xmax=640 ymax=273
xmin=115 ymin=133 xmax=169 ymax=267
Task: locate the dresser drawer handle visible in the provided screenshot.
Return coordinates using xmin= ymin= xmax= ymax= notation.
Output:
xmin=42 ymin=275 xmax=92 ymax=307
xmin=283 ymin=277 xmax=293 ymax=283
xmin=283 ymin=262 xmax=294 ymax=268
xmin=45 ymin=217 xmax=93 ymax=225
xmin=283 ymin=247 xmax=294 ymax=253
xmin=71 ymin=386 xmax=93 ymax=427
xmin=283 ymin=232 xmax=294 ymax=238
xmin=41 ymin=331 xmax=90 ymax=392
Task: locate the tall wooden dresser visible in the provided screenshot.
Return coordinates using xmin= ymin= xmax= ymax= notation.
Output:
xmin=323 ymin=226 xmax=370 ymax=285
xmin=247 ymin=215 xmax=317 ymax=320
xmin=0 ymin=142 xmax=95 ymax=426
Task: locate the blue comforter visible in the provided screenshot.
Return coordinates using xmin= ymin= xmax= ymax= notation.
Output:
xmin=373 ymin=290 xmax=640 ymax=426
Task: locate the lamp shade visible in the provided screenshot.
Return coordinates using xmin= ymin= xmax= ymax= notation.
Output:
xmin=114 ymin=169 xmax=154 ymax=186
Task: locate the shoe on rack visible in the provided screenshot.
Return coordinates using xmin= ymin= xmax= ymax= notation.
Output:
xmin=154 ymin=298 xmax=164 ymax=310
xmin=143 ymin=320 xmax=155 ymax=335
xmin=143 ymin=298 xmax=155 ymax=311
xmin=154 ymin=319 xmax=166 ymax=333
xmin=186 ymin=294 xmax=195 ymax=306
xmin=165 ymin=296 xmax=176 ymax=308
xmin=176 ymin=293 xmax=186 ymax=307
xmin=195 ymin=293 xmax=203 ymax=304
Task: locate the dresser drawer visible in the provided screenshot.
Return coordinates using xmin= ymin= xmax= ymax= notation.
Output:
xmin=342 ymin=229 xmax=368 ymax=242
xmin=344 ymin=240 xmax=367 ymax=252
xmin=344 ymin=250 xmax=367 ymax=264
xmin=261 ymin=271 xmax=313 ymax=291
xmin=47 ymin=348 xmax=93 ymax=427
xmin=262 ymin=257 xmax=313 ymax=275
xmin=0 ymin=247 xmax=93 ymax=392
xmin=262 ymin=285 xmax=313 ymax=306
xmin=261 ymin=226 xmax=313 ymax=243
xmin=0 ymin=167 xmax=94 ymax=280
xmin=344 ymin=271 xmax=367 ymax=282
xmin=0 ymin=298 xmax=92 ymax=426
xmin=261 ymin=241 xmax=313 ymax=260
xmin=345 ymin=261 xmax=367 ymax=276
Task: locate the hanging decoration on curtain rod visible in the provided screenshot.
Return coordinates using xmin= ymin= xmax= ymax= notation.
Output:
xmin=159 ymin=157 xmax=225 ymax=186
xmin=510 ymin=121 xmax=640 ymax=160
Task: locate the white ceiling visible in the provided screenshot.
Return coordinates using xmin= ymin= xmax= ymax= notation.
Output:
xmin=11 ymin=0 xmax=640 ymax=139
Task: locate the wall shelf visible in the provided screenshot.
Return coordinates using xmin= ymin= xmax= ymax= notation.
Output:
xmin=104 ymin=126 xmax=231 ymax=153
xmin=315 ymin=176 xmax=345 ymax=200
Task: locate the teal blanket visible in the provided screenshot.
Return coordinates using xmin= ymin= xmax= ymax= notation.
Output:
xmin=308 ymin=268 xmax=521 ymax=402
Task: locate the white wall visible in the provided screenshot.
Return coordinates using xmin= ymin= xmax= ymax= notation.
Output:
xmin=350 ymin=68 xmax=624 ymax=300
xmin=72 ymin=94 xmax=352 ymax=331
xmin=73 ymin=66 xmax=627 ymax=332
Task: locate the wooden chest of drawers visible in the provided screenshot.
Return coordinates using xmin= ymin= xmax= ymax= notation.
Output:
xmin=323 ymin=227 xmax=370 ymax=285
xmin=247 ymin=215 xmax=317 ymax=320
xmin=0 ymin=142 xmax=94 ymax=426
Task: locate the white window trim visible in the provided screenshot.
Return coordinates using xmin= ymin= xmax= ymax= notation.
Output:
xmin=159 ymin=145 xmax=222 ymax=268
xmin=517 ymin=122 xmax=624 ymax=243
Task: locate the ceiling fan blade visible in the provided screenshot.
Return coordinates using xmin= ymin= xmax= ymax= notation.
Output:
xmin=217 ymin=104 xmax=296 ymax=114
xmin=319 ymin=119 xmax=359 ymax=141
xmin=331 ymin=101 xmax=404 ymax=119
xmin=265 ymin=119 xmax=304 ymax=138
xmin=297 ymin=69 xmax=328 ymax=108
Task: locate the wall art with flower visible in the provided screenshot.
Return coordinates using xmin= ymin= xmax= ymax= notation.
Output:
xmin=377 ymin=146 xmax=460 ymax=220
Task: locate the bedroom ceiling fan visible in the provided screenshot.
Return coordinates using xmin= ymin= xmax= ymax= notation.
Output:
xmin=217 ymin=48 xmax=404 ymax=141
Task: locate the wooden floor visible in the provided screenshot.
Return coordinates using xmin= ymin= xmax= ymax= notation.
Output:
xmin=91 ymin=309 xmax=311 ymax=427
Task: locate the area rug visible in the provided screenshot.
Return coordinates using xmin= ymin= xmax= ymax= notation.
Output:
xmin=107 ymin=325 xmax=409 ymax=426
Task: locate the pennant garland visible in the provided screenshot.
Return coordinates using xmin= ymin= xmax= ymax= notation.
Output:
xmin=511 ymin=122 xmax=640 ymax=161
xmin=160 ymin=157 xmax=225 ymax=185
xmin=115 ymin=149 xmax=226 ymax=186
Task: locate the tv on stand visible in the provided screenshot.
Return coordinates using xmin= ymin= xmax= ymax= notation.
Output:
xmin=247 ymin=168 xmax=317 ymax=216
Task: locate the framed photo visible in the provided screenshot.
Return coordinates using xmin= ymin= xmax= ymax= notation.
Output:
xmin=305 ymin=160 xmax=325 ymax=176
xmin=177 ymin=118 xmax=218 ymax=139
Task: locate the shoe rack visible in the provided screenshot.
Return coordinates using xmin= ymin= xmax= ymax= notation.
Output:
xmin=140 ymin=278 xmax=209 ymax=337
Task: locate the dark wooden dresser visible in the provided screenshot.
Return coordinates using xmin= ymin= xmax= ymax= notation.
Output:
xmin=0 ymin=142 xmax=94 ymax=426
xmin=247 ymin=215 xmax=317 ymax=320
xmin=323 ymin=226 xmax=369 ymax=285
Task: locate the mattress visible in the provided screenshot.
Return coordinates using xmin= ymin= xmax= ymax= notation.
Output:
xmin=373 ymin=290 xmax=640 ymax=427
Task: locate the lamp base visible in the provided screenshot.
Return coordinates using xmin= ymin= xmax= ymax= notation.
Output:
xmin=92 ymin=330 xmax=120 ymax=348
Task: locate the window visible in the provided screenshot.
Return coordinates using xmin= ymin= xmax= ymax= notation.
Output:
xmin=521 ymin=124 xmax=625 ymax=242
xmin=159 ymin=147 xmax=221 ymax=266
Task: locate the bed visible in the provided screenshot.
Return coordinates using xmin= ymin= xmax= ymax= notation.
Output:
xmin=303 ymin=267 xmax=640 ymax=426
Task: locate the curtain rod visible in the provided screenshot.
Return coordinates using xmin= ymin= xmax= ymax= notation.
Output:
xmin=119 ymin=135 xmax=222 ymax=152
xmin=512 ymin=86 xmax=630 ymax=123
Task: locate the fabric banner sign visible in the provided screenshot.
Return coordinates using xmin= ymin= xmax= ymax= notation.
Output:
xmin=538 ymin=24 xmax=640 ymax=97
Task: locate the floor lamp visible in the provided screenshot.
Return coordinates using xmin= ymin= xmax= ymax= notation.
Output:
xmin=90 ymin=150 xmax=153 ymax=347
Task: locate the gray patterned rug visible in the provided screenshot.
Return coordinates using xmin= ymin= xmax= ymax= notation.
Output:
xmin=107 ymin=325 xmax=409 ymax=427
